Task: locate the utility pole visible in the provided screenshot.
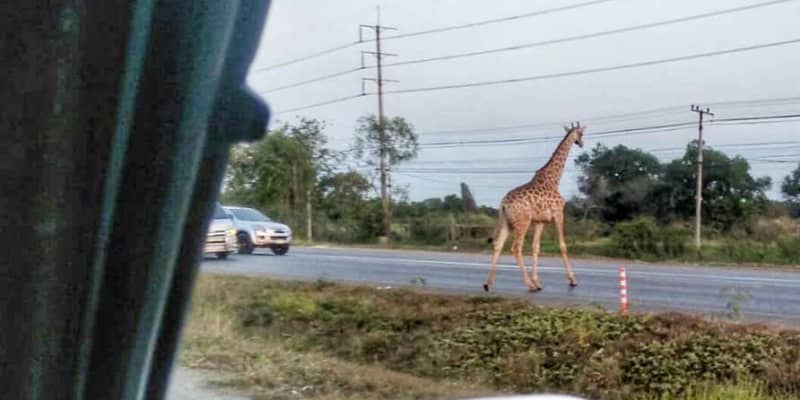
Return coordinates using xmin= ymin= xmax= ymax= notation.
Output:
xmin=690 ymin=105 xmax=714 ymax=254
xmin=360 ymin=7 xmax=397 ymax=243
xmin=306 ymin=189 xmax=312 ymax=242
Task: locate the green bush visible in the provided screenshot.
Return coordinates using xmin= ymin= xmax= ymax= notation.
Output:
xmin=719 ymin=240 xmax=770 ymax=264
xmin=625 ymin=333 xmax=781 ymax=396
xmin=776 ymin=235 xmax=800 ymax=264
xmin=408 ymin=216 xmax=449 ymax=245
xmin=609 ymin=217 xmax=689 ymax=259
xmin=610 ymin=217 xmax=659 ymax=258
xmin=661 ymin=225 xmax=690 ymax=258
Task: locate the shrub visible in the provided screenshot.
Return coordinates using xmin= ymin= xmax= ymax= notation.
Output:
xmin=776 ymin=235 xmax=800 ymax=264
xmin=610 ymin=217 xmax=660 ymax=259
xmin=407 ymin=216 xmax=449 ymax=245
xmin=719 ymin=240 xmax=770 ymax=264
xmin=609 ymin=217 xmax=689 ymax=259
xmin=660 ymin=225 xmax=690 ymax=258
xmin=747 ymin=217 xmax=799 ymax=243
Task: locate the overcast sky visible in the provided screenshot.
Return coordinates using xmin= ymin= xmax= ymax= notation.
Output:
xmin=247 ymin=0 xmax=800 ymax=206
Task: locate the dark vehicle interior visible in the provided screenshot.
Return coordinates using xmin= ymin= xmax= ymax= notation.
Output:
xmin=0 ymin=1 xmax=271 ymax=398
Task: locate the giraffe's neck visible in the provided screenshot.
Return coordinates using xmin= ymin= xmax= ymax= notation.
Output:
xmin=533 ymin=132 xmax=574 ymax=187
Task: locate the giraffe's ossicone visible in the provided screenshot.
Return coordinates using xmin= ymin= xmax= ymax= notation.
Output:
xmin=484 ymin=123 xmax=586 ymax=292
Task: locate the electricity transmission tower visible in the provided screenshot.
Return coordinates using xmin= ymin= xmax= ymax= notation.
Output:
xmin=690 ymin=104 xmax=714 ymax=254
xmin=360 ymin=8 xmax=397 ymax=242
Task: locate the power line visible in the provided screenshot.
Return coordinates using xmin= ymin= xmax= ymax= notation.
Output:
xmin=399 ymin=141 xmax=800 ymax=166
xmin=712 ymin=113 xmax=800 ymax=123
xmin=266 ymin=43 xmax=800 ymax=114
xmin=712 ymin=119 xmax=800 ymax=126
xmin=253 ymin=1 xmax=799 ymax=93
xmin=251 ymin=0 xmax=616 ymax=73
xmin=417 ymin=96 xmax=800 ymax=136
xmin=381 ymin=38 xmax=800 ymax=95
xmin=252 ymin=41 xmax=362 ymax=73
xmin=419 ymin=121 xmax=697 ymax=149
xmin=382 ymin=0 xmax=796 ymax=69
xmin=751 ymin=158 xmax=800 ymax=163
xmin=260 ymin=67 xmax=364 ymax=93
xmin=395 ymin=169 xmax=580 ymax=175
xmin=274 ymin=93 xmax=364 ymax=114
xmin=709 ymin=95 xmax=800 ymax=108
xmin=329 ymin=114 xmax=800 ymax=160
xmin=381 ymin=0 xmax=618 ymax=41
xmin=752 ymin=153 xmax=800 ymax=158
xmin=419 ymin=106 xmax=687 ymax=136
xmin=416 ymin=113 xmax=800 ymax=149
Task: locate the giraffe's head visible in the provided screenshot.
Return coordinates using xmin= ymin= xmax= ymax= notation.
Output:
xmin=563 ymin=121 xmax=586 ymax=148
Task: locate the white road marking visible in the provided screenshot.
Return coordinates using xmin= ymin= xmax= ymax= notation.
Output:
xmin=302 ymin=252 xmax=800 ymax=287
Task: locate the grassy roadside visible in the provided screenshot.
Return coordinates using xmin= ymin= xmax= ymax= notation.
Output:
xmin=180 ymin=275 xmax=496 ymax=400
xmin=293 ymin=238 xmax=800 ymax=271
xmin=181 ymin=274 xmax=800 ymax=400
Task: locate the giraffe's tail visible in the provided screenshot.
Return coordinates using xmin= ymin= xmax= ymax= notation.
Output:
xmin=487 ymin=205 xmax=511 ymax=244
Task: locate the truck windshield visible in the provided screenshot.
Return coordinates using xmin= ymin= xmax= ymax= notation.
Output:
xmin=230 ymin=208 xmax=270 ymax=222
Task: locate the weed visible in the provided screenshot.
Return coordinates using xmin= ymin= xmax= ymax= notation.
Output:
xmin=720 ymin=287 xmax=753 ymax=322
xmin=409 ymin=276 xmax=427 ymax=288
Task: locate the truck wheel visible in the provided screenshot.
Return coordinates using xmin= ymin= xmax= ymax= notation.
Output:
xmin=237 ymin=233 xmax=254 ymax=254
xmin=216 ymin=252 xmax=228 ymax=260
xmin=271 ymin=246 xmax=289 ymax=256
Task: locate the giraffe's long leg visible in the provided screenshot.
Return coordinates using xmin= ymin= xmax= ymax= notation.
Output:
xmin=484 ymin=216 xmax=510 ymax=291
xmin=554 ymin=212 xmax=577 ymax=287
xmin=511 ymin=219 xmax=536 ymax=290
xmin=530 ymin=223 xmax=544 ymax=290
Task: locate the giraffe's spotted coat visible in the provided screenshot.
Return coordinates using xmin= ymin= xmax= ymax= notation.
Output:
xmin=484 ymin=125 xmax=585 ymax=291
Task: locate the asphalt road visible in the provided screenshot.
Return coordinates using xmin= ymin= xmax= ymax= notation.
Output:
xmin=201 ymin=246 xmax=800 ymax=326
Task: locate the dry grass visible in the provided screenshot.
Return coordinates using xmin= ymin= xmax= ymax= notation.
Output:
xmin=180 ymin=275 xmax=496 ymax=400
xmin=179 ymin=274 xmax=800 ymax=400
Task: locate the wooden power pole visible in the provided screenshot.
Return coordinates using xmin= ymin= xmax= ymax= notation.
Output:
xmin=306 ymin=189 xmax=312 ymax=242
xmin=690 ymin=105 xmax=714 ymax=254
xmin=360 ymin=8 xmax=397 ymax=243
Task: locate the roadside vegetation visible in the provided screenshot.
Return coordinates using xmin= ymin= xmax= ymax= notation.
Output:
xmin=181 ymin=274 xmax=800 ymax=400
xmin=221 ymin=117 xmax=800 ymax=266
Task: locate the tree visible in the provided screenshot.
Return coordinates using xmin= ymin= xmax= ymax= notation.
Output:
xmin=353 ymin=114 xmax=419 ymax=167
xmin=318 ymin=171 xmax=371 ymax=221
xmin=352 ymin=114 xmax=419 ymax=238
xmin=653 ymin=141 xmax=771 ymax=231
xmin=781 ymin=162 xmax=800 ymax=217
xmin=223 ymin=118 xmax=337 ymax=234
xmin=461 ymin=182 xmax=478 ymax=212
xmin=317 ymin=171 xmax=378 ymax=240
xmin=285 ymin=118 xmax=339 ymax=177
xmin=575 ymin=144 xmax=662 ymax=222
xmin=442 ymin=194 xmax=464 ymax=213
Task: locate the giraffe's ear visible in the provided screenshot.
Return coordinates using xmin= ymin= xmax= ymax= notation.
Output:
xmin=563 ymin=125 xmax=571 ymax=133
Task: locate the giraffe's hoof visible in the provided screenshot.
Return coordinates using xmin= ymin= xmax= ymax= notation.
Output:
xmin=528 ymin=286 xmax=542 ymax=292
xmin=483 ymin=284 xmax=490 ymax=292
xmin=569 ymin=282 xmax=578 ymax=288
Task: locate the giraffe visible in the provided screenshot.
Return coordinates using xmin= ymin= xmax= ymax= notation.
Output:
xmin=483 ymin=122 xmax=585 ymax=292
